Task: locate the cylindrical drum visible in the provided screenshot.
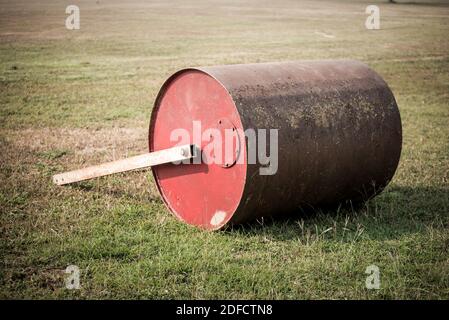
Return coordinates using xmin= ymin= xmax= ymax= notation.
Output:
xmin=149 ymin=60 xmax=402 ymax=230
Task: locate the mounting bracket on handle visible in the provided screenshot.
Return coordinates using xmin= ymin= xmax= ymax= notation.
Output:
xmin=52 ymin=144 xmax=199 ymax=186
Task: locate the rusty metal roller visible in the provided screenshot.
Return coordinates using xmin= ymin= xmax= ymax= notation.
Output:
xmin=54 ymin=60 xmax=402 ymax=230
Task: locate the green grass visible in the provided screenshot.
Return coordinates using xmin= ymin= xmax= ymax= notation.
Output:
xmin=0 ymin=0 xmax=448 ymax=299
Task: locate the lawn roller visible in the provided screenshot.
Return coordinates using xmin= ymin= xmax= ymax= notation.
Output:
xmin=53 ymin=60 xmax=402 ymax=230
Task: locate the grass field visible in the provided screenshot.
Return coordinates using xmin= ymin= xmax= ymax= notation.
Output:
xmin=0 ymin=0 xmax=448 ymax=299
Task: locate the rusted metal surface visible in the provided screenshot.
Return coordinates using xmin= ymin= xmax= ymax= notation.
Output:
xmin=151 ymin=60 xmax=402 ymax=228
xmin=201 ymin=60 xmax=402 ymax=224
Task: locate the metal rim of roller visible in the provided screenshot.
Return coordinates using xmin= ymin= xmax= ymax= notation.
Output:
xmin=149 ymin=69 xmax=247 ymax=230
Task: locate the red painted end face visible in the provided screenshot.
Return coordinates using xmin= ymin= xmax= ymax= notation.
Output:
xmin=149 ymin=70 xmax=246 ymax=230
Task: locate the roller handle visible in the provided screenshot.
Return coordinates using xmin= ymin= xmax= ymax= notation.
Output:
xmin=52 ymin=144 xmax=197 ymax=186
